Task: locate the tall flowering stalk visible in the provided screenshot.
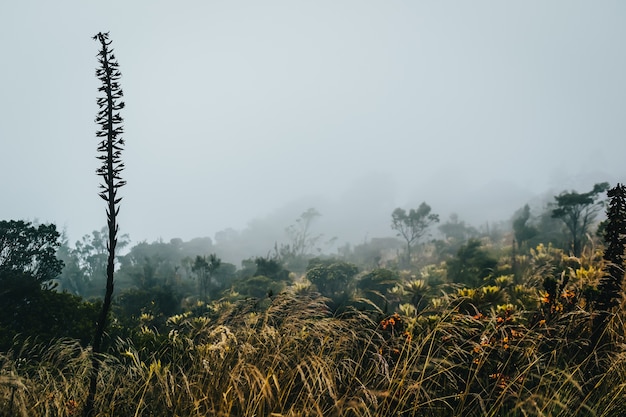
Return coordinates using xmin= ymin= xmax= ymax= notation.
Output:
xmin=84 ymin=31 xmax=126 ymax=417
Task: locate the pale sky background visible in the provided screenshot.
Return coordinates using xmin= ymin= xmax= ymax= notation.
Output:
xmin=1 ymin=2 xmax=625 ymax=249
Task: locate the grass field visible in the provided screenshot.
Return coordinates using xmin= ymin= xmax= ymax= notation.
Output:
xmin=2 ymin=246 xmax=626 ymax=416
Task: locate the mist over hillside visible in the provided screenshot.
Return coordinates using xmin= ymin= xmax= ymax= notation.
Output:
xmin=191 ymin=170 xmax=615 ymax=266
xmin=1 ymin=2 xmax=624 ymax=261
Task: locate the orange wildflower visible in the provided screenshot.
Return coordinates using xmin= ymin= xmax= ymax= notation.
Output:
xmin=67 ymin=400 xmax=78 ymax=415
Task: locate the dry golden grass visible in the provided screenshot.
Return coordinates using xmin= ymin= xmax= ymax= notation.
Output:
xmin=2 ymin=272 xmax=626 ymax=416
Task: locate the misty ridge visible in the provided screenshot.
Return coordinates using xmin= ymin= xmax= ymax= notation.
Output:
xmin=99 ymin=153 xmax=619 ymax=271
xmin=92 ymin=171 xmax=613 ymax=267
xmin=52 ymin=171 xmax=614 ymax=299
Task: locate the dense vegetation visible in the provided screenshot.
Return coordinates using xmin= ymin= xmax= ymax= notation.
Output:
xmin=1 ymin=182 xmax=626 ymax=416
xmin=2 ymin=33 xmax=625 ymax=417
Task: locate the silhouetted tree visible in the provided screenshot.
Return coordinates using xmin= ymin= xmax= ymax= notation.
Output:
xmin=192 ymin=254 xmax=221 ymax=300
xmin=598 ymin=183 xmax=626 ymax=309
xmin=592 ymin=184 xmax=626 ymax=352
xmin=391 ymin=203 xmax=439 ymax=267
xmin=551 ymin=182 xmax=609 ymax=256
xmin=512 ymin=204 xmax=538 ymax=250
xmin=85 ymin=32 xmax=126 ymax=417
xmin=0 ymin=220 xmax=64 ymax=286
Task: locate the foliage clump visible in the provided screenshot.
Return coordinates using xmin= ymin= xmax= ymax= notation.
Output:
xmin=3 ymin=274 xmax=626 ymax=416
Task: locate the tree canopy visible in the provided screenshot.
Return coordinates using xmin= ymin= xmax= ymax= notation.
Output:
xmin=513 ymin=204 xmax=539 ymax=249
xmin=597 ymin=183 xmax=626 ymax=310
xmin=0 ymin=220 xmax=64 ymax=285
xmin=391 ymin=203 xmax=439 ymax=266
xmin=551 ymin=182 xmax=609 ymax=256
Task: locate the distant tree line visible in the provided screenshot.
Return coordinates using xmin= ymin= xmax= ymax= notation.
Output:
xmin=0 ymin=180 xmax=619 ymax=355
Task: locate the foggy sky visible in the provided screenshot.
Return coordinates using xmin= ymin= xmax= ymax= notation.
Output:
xmin=1 ymin=2 xmax=625 ymax=249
